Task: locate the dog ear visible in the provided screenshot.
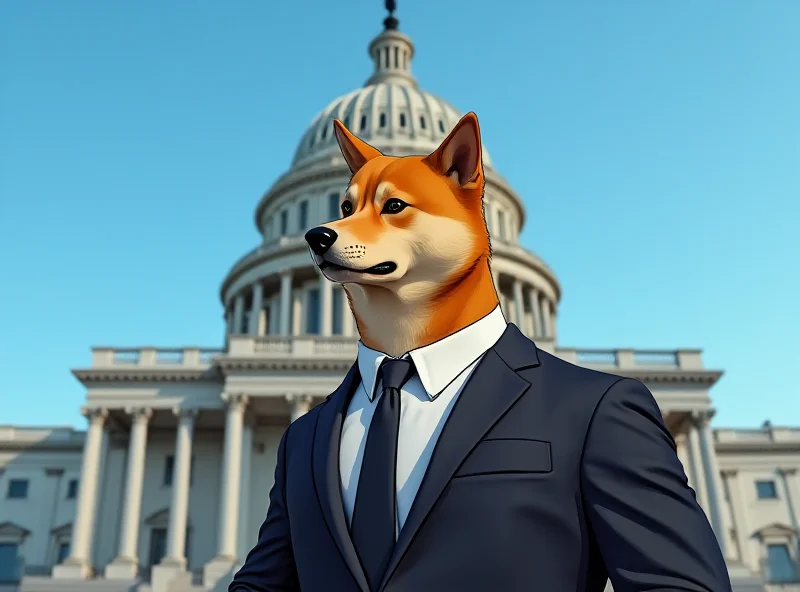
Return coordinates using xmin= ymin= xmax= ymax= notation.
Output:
xmin=333 ymin=120 xmax=384 ymax=174
xmin=425 ymin=112 xmax=483 ymax=187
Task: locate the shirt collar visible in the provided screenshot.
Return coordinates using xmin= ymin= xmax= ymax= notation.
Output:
xmin=357 ymin=305 xmax=508 ymax=401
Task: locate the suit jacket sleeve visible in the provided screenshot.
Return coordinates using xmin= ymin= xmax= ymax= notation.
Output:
xmin=229 ymin=424 xmax=300 ymax=592
xmin=580 ymin=378 xmax=732 ymax=592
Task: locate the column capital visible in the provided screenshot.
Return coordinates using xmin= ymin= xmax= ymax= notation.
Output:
xmin=45 ymin=468 xmax=65 ymax=477
xmin=285 ymin=393 xmax=313 ymax=405
xmin=691 ymin=409 xmax=714 ymax=426
xmin=222 ymin=392 xmax=249 ymax=410
xmin=278 ymin=267 xmax=293 ymax=278
xmin=124 ymin=407 xmax=153 ymax=423
xmin=172 ymin=407 xmax=199 ymax=422
xmin=777 ymin=467 xmax=798 ymax=477
xmin=721 ymin=468 xmax=738 ymax=477
xmin=80 ymin=407 xmax=109 ymax=425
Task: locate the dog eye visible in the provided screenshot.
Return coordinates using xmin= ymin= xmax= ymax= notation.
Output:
xmin=341 ymin=200 xmax=353 ymax=217
xmin=382 ymin=198 xmax=408 ymax=214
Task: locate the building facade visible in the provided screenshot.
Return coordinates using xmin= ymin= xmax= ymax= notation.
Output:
xmin=2 ymin=10 xmax=800 ymax=592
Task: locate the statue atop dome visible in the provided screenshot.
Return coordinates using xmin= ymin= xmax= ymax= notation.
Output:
xmin=383 ymin=0 xmax=399 ymax=31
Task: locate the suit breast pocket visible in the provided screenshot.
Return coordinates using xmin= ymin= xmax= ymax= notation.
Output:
xmin=453 ymin=438 xmax=552 ymax=478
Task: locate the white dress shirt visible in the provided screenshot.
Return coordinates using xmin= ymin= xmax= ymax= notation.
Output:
xmin=339 ymin=305 xmax=508 ymax=534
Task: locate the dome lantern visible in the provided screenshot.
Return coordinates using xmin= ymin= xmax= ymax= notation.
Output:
xmin=365 ymin=0 xmax=416 ymax=87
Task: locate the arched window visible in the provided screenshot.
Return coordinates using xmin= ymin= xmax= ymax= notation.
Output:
xmin=360 ymin=115 xmax=367 ymax=131
xmin=379 ymin=113 xmax=386 ymax=128
xmin=438 ymin=120 xmax=445 ymax=133
xmin=419 ymin=116 xmax=426 ymax=129
xmin=399 ymin=113 xmax=406 ymax=127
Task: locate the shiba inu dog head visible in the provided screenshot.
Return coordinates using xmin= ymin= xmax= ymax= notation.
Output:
xmin=305 ymin=112 xmax=499 ymax=356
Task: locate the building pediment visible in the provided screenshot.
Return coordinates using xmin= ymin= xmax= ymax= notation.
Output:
xmin=753 ymin=522 xmax=796 ymax=540
xmin=0 ymin=521 xmax=30 ymax=539
xmin=51 ymin=522 xmax=72 ymax=537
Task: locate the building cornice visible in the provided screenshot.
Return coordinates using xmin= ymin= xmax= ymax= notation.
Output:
xmin=215 ymin=358 xmax=353 ymax=373
xmin=608 ymin=369 xmax=723 ymax=385
xmin=0 ymin=440 xmax=85 ymax=452
xmin=72 ymin=368 xmax=222 ymax=384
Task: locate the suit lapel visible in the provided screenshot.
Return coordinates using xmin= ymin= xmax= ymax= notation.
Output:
xmin=312 ymin=362 xmax=370 ymax=592
xmin=379 ymin=324 xmax=540 ymax=590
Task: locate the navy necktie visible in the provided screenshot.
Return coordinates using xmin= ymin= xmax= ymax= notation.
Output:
xmin=351 ymin=357 xmax=416 ymax=591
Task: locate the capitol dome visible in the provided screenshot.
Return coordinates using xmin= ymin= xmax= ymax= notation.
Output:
xmin=291 ymin=27 xmax=494 ymax=171
xmin=221 ymin=4 xmax=561 ymax=351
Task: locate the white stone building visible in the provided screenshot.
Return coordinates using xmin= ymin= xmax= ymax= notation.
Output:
xmin=2 ymin=9 xmax=799 ymax=592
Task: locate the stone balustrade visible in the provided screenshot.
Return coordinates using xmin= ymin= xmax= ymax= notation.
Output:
xmin=90 ymin=347 xmax=223 ymax=368
xmin=555 ymin=347 xmax=702 ymax=370
xmin=715 ymin=426 xmax=800 ymax=445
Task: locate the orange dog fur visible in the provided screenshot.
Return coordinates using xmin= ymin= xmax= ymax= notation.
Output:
xmin=310 ymin=112 xmax=499 ymax=357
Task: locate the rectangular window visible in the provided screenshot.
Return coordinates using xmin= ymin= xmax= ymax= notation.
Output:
xmin=767 ymin=544 xmax=796 ymax=583
xmin=306 ymin=289 xmax=320 ymax=334
xmin=0 ymin=543 xmax=20 ymax=582
xmin=329 ymin=193 xmax=340 ymax=221
xmin=497 ymin=210 xmax=506 ymax=241
xmin=66 ymin=479 xmax=78 ymax=499
xmin=280 ymin=210 xmax=288 ymax=235
xmin=6 ymin=479 xmax=28 ymax=499
xmin=756 ymin=480 xmax=778 ymax=499
xmin=299 ymin=201 xmax=308 ymax=231
xmin=57 ymin=542 xmax=70 ymax=564
xmin=332 ymin=288 xmax=343 ymax=335
xmin=163 ymin=456 xmax=175 ymax=486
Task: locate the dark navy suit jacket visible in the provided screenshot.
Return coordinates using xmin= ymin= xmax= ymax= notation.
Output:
xmin=230 ymin=324 xmax=732 ymax=592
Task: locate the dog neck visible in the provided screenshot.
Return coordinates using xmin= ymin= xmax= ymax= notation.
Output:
xmin=345 ymin=259 xmax=500 ymax=358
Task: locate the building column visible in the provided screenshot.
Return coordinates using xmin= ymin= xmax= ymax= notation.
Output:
xmin=279 ymin=269 xmax=292 ymax=336
xmin=541 ymin=297 xmax=553 ymax=339
xmin=512 ymin=279 xmax=525 ymax=330
xmin=164 ymin=409 xmax=196 ymax=565
xmin=232 ymin=294 xmax=245 ymax=335
xmin=106 ymin=407 xmax=152 ymax=579
xmin=320 ymin=275 xmax=333 ymax=337
xmin=287 ymin=394 xmax=313 ymax=423
xmin=237 ymin=415 xmax=254 ymax=563
xmin=778 ymin=468 xmax=800 ymax=554
xmin=723 ymin=469 xmax=756 ymax=571
xmin=696 ymin=411 xmax=728 ymax=557
xmin=151 ymin=410 xmax=197 ymax=590
xmin=204 ymin=393 xmax=248 ymax=587
xmin=248 ymin=283 xmax=263 ymax=336
xmin=686 ymin=415 xmax=710 ymax=515
xmin=342 ymin=289 xmax=354 ymax=337
xmin=528 ymin=287 xmax=542 ymax=337
xmin=675 ymin=433 xmax=691 ymax=478
xmin=292 ymin=290 xmax=303 ymax=336
xmin=53 ymin=408 xmax=108 ymax=579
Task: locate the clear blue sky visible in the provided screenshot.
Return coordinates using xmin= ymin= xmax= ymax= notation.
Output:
xmin=1 ymin=0 xmax=798 ymax=430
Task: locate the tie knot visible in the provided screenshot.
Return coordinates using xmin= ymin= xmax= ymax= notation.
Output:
xmin=379 ymin=357 xmax=415 ymax=392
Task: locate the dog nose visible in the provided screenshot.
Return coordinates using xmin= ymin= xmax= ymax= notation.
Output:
xmin=305 ymin=226 xmax=338 ymax=255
